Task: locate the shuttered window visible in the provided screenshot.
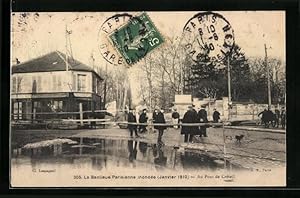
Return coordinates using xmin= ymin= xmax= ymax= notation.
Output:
xmin=12 ymin=77 xmax=16 ymax=93
xmin=77 ymin=74 xmax=86 ymax=92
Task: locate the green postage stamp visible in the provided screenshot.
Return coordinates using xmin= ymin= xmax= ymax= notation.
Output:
xmin=109 ymin=12 xmax=164 ymax=65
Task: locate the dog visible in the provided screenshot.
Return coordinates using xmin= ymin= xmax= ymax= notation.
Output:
xmin=235 ymin=135 xmax=244 ymax=144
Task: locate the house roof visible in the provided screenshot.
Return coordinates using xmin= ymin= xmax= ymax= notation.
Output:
xmin=12 ymin=51 xmax=103 ymax=80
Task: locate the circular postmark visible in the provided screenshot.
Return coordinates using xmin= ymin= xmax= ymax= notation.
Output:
xmin=182 ymin=12 xmax=235 ymax=63
xmin=98 ymin=13 xmax=133 ymax=66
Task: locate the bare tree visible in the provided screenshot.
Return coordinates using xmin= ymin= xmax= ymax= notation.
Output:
xmin=137 ymin=35 xmax=192 ymax=109
xmin=248 ymin=57 xmax=286 ymax=104
xmin=96 ymin=66 xmax=130 ymax=110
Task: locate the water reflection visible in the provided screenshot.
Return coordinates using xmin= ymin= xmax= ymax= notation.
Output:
xmin=154 ymin=141 xmax=167 ymax=170
xmin=128 ymin=140 xmax=137 ymax=168
xmin=180 ymin=151 xmax=219 ymax=171
xmin=12 ymin=137 xmax=241 ymax=172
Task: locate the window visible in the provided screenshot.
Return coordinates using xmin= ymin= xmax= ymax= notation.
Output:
xmin=77 ymin=74 xmax=86 ymax=91
xmin=92 ymin=77 xmax=96 ymax=93
xmin=32 ymin=80 xmax=37 ymax=93
xmin=32 ymin=76 xmax=37 ymax=93
xmin=52 ymin=75 xmax=57 ymax=91
xmin=72 ymin=74 xmax=76 ymax=91
xmin=16 ymin=76 xmax=22 ymax=92
xmin=12 ymin=77 xmax=16 ymax=93
xmin=37 ymin=76 xmax=42 ymax=92
xmin=57 ymin=76 xmax=62 ymax=90
xmin=97 ymin=79 xmax=101 ymax=94
xmin=53 ymin=100 xmax=63 ymax=111
xmin=13 ymin=102 xmax=22 ymax=120
xmin=93 ymin=77 xmax=100 ymax=94
xmin=42 ymin=77 xmax=47 ymax=91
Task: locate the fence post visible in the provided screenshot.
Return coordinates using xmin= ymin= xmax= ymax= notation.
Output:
xmin=148 ymin=113 xmax=153 ymax=134
xmin=79 ymin=137 xmax=83 ymax=155
xmin=148 ymin=120 xmax=153 ymax=135
xmin=32 ymin=106 xmax=36 ymax=123
xmin=79 ymin=103 xmax=83 ymax=127
xmin=222 ymin=123 xmax=227 ymax=169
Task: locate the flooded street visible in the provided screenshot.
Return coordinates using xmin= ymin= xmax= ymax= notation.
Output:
xmin=10 ymin=128 xmax=285 ymax=187
xmin=12 ymin=137 xmax=242 ymax=174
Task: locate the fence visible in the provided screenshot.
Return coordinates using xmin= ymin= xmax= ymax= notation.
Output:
xmin=11 ymin=109 xmax=286 ymax=170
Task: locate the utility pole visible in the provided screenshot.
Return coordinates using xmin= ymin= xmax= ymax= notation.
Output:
xmin=122 ymin=75 xmax=128 ymax=111
xmin=227 ymin=55 xmax=231 ymax=120
xmin=65 ymin=24 xmax=69 ymax=71
xmin=227 ymin=56 xmax=231 ymax=103
xmin=103 ymin=63 xmax=108 ymax=109
xmin=265 ymin=44 xmax=271 ymax=108
xmin=91 ymin=52 xmax=95 ymax=71
xmin=180 ymin=63 xmax=184 ymax=94
xmin=147 ymin=61 xmax=152 ymax=112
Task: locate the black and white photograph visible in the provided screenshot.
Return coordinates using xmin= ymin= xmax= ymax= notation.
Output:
xmin=10 ymin=11 xmax=286 ymax=187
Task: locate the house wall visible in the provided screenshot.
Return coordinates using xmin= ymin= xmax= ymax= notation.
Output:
xmin=11 ymin=70 xmax=103 ymax=120
xmin=92 ymin=73 xmax=102 ymax=95
xmin=11 ymin=71 xmax=100 ymax=95
xmin=174 ymin=95 xmax=285 ymax=121
xmin=195 ymin=97 xmax=284 ymax=121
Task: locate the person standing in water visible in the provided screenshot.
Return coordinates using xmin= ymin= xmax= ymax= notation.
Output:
xmin=127 ymin=108 xmax=139 ymax=138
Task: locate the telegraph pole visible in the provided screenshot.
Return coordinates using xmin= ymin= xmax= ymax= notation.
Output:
xmin=65 ymin=24 xmax=69 ymax=71
xmin=103 ymin=63 xmax=108 ymax=109
xmin=180 ymin=63 xmax=184 ymax=94
xmin=227 ymin=56 xmax=231 ymax=103
xmin=227 ymin=55 xmax=231 ymax=120
xmin=149 ymin=64 xmax=152 ymax=112
xmin=91 ymin=52 xmax=95 ymax=71
xmin=264 ymin=44 xmax=271 ymax=108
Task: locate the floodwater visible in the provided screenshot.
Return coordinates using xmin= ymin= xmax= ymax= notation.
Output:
xmin=11 ymin=137 xmax=243 ymax=173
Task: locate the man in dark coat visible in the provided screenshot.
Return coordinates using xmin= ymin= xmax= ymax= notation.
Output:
xmin=280 ymin=107 xmax=286 ymax=129
xmin=152 ymin=108 xmax=166 ymax=142
xmin=127 ymin=109 xmax=139 ymax=137
xmin=139 ymin=109 xmax=148 ymax=133
xmin=263 ymin=107 xmax=274 ymax=128
xmin=258 ymin=109 xmax=267 ymax=127
xmin=152 ymin=109 xmax=158 ymax=124
xmin=171 ymin=108 xmax=180 ymax=129
xmin=181 ymin=105 xmax=198 ymax=143
xmin=213 ymin=108 xmax=220 ymax=123
xmin=274 ymin=107 xmax=280 ymax=128
xmin=198 ymin=105 xmax=208 ymax=137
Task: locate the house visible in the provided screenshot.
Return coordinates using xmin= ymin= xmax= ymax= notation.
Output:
xmin=11 ymin=51 xmax=104 ymax=121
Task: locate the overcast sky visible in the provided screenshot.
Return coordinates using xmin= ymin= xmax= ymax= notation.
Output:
xmin=11 ymin=11 xmax=285 ymax=62
xmin=11 ymin=11 xmax=285 ymax=104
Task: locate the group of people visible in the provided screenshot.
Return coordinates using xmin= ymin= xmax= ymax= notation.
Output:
xmin=127 ymin=104 xmax=286 ymax=145
xmin=181 ymin=105 xmax=212 ymax=143
xmin=127 ymin=107 xmax=167 ymax=136
xmin=127 ymin=107 xmax=168 ymax=141
xmin=258 ymin=107 xmax=286 ymax=129
xmin=127 ymin=108 xmax=149 ymax=138
xmin=127 ymin=105 xmax=219 ymax=143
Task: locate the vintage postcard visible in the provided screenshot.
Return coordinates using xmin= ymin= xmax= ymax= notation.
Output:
xmin=10 ymin=11 xmax=286 ymax=187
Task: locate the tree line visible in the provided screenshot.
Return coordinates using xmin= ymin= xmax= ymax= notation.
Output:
xmin=136 ymin=36 xmax=286 ymax=109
